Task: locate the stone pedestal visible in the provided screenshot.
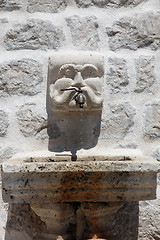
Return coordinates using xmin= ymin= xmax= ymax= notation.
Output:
xmin=31 ymin=203 xmax=76 ymax=240
xmin=76 ymin=202 xmax=123 ymax=240
xmin=1 ymin=149 xmax=160 ymax=240
xmin=30 ymin=202 xmax=123 ymax=240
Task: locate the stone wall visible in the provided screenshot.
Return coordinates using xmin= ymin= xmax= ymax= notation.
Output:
xmin=0 ymin=0 xmax=160 ymax=239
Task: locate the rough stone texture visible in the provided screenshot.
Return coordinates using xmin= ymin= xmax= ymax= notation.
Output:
xmin=102 ymin=103 xmax=135 ymax=139
xmin=5 ymin=203 xmax=46 ymax=240
xmin=134 ymin=56 xmax=156 ymax=93
xmin=0 ymin=147 xmax=16 ymax=240
xmin=116 ymin=143 xmax=138 ymax=149
xmin=110 ymin=202 xmax=139 ymax=240
xmin=27 ymin=0 xmax=67 ymax=13
xmin=106 ymin=57 xmax=129 ymax=94
xmin=143 ymin=101 xmax=160 ymax=139
xmin=75 ymin=0 xmax=145 ymax=8
xmin=106 ymin=12 xmax=160 ymax=51
xmin=0 ymin=18 xmax=8 ymax=23
xmin=4 ymin=19 xmax=65 ymax=51
xmin=0 ymin=147 xmax=15 ymax=163
xmin=0 ymin=0 xmax=21 ymax=11
xmin=0 ymin=1 xmax=160 ymax=239
xmin=152 ymin=147 xmax=160 ymax=161
xmin=138 ymin=184 xmax=160 ymax=240
xmin=0 ymin=59 xmax=43 ymax=97
xmin=31 ymin=203 xmax=76 ymax=240
xmin=17 ymin=103 xmax=47 ymax=140
xmin=2 ymin=152 xmax=158 ymax=203
xmin=66 ymin=16 xmax=99 ymax=50
xmin=2 ymin=151 xmax=159 ymax=239
xmin=0 ymin=181 xmax=8 ymax=240
xmin=0 ymin=110 xmax=9 ymax=137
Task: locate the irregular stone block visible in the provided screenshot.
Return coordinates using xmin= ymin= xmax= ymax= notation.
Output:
xmin=143 ymin=101 xmax=160 ymax=139
xmin=0 ymin=18 xmax=8 ymax=23
xmin=0 ymin=110 xmax=9 ymax=137
xmin=27 ymin=0 xmax=67 ymax=13
xmin=4 ymin=19 xmax=65 ymax=51
xmin=102 ymin=103 xmax=135 ymax=139
xmin=75 ymin=0 xmax=145 ymax=8
xmin=0 ymin=0 xmax=21 ymax=11
xmin=134 ymin=56 xmax=156 ymax=93
xmin=0 ymin=147 xmax=15 ymax=163
xmin=106 ymin=57 xmax=129 ymax=94
xmin=17 ymin=103 xmax=47 ymax=140
xmin=106 ymin=12 xmax=160 ymax=51
xmin=139 ymin=188 xmax=160 ymax=240
xmin=0 ymin=59 xmax=43 ymax=97
xmin=66 ymin=16 xmax=99 ymax=50
xmin=152 ymin=147 xmax=160 ymax=161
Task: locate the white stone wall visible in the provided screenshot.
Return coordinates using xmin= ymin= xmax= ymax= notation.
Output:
xmin=0 ymin=0 xmax=160 ymax=239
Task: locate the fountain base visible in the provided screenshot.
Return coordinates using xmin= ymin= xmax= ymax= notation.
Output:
xmin=31 ymin=202 xmax=123 ymax=240
xmin=1 ymin=149 xmax=160 ymax=240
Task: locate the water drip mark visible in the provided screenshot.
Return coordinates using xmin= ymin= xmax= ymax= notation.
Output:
xmin=80 ymin=112 xmax=83 ymax=146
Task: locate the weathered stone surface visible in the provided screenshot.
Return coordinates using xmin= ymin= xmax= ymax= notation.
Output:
xmin=102 ymin=103 xmax=135 ymax=139
xmin=76 ymin=202 xmax=123 ymax=240
xmin=31 ymin=203 xmax=76 ymax=240
xmin=27 ymin=0 xmax=67 ymax=13
xmin=106 ymin=57 xmax=129 ymax=94
xmin=0 ymin=184 xmax=8 ymax=240
xmin=66 ymin=16 xmax=99 ymax=50
xmin=0 ymin=59 xmax=43 ymax=97
xmin=143 ymin=101 xmax=160 ymax=139
xmin=0 ymin=110 xmax=9 ymax=137
xmin=75 ymin=0 xmax=145 ymax=8
xmin=49 ymin=52 xmax=104 ymax=112
xmin=5 ymin=203 xmax=45 ymax=240
xmin=116 ymin=143 xmax=138 ymax=149
xmin=152 ymin=147 xmax=160 ymax=161
xmin=17 ymin=103 xmax=47 ymax=140
xmin=134 ymin=56 xmax=156 ymax=93
xmin=106 ymin=12 xmax=160 ymax=51
xmin=4 ymin=19 xmax=65 ymax=51
xmin=110 ymin=202 xmax=139 ymax=240
xmin=0 ymin=147 xmax=18 ymax=240
xmin=138 ymin=184 xmax=160 ymax=240
xmin=2 ymin=150 xmax=159 ymax=203
xmin=0 ymin=147 xmax=14 ymax=240
xmin=0 ymin=147 xmax=15 ymax=163
xmin=0 ymin=18 xmax=8 ymax=23
xmin=0 ymin=0 xmax=21 ymax=11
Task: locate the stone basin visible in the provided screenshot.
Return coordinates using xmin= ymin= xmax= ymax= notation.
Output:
xmin=2 ymin=149 xmax=160 ymax=204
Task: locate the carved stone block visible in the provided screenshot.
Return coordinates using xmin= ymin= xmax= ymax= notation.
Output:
xmin=48 ymin=53 xmax=104 ymax=112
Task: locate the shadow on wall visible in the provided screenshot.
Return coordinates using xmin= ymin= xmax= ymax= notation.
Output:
xmin=47 ymin=111 xmax=102 ymax=152
xmin=4 ymin=202 xmax=139 ymax=240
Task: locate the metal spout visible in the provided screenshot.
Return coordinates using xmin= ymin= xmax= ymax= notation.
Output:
xmin=75 ymin=92 xmax=86 ymax=108
xmin=61 ymin=87 xmax=86 ymax=108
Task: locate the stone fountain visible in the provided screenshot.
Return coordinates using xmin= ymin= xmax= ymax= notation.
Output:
xmin=1 ymin=53 xmax=160 ymax=240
